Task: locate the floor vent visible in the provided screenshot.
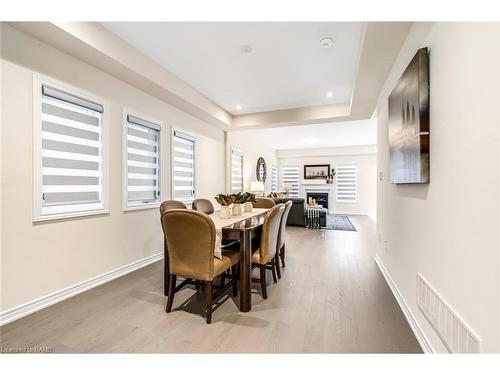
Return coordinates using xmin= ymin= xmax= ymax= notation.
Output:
xmin=417 ymin=273 xmax=481 ymax=353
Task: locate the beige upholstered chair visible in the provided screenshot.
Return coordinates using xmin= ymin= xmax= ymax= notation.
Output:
xmin=161 ymin=209 xmax=239 ymax=323
xmin=251 ymin=204 xmax=285 ymax=299
xmin=275 ymin=200 xmax=293 ymax=278
xmin=159 ymin=200 xmax=187 ymax=296
xmin=253 ymin=197 xmax=276 ymax=209
xmin=192 ymin=198 xmax=215 ymax=215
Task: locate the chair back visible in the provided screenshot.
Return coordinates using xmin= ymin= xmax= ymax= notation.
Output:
xmin=160 ymin=200 xmax=187 ymax=215
xmin=253 ymin=197 xmax=276 ymax=209
xmin=257 ymin=204 xmax=285 ymax=263
xmin=192 ymin=198 xmax=215 ymax=215
xmin=161 ymin=209 xmax=216 ymax=281
xmin=277 ymin=200 xmax=293 ymax=250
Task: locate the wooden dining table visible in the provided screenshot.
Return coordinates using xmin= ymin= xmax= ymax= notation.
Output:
xmin=209 ymin=208 xmax=269 ymax=312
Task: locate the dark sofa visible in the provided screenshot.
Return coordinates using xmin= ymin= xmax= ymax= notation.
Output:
xmin=271 ymin=197 xmax=327 ymax=227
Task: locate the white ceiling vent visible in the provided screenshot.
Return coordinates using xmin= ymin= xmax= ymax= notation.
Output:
xmin=417 ymin=273 xmax=482 ymax=353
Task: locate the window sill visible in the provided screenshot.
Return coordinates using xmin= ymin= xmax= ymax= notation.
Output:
xmin=123 ymin=202 xmax=160 ymax=212
xmin=33 ymin=208 xmax=109 ymax=223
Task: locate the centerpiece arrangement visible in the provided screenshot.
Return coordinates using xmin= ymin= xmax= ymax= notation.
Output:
xmin=214 ymin=192 xmax=257 ymax=218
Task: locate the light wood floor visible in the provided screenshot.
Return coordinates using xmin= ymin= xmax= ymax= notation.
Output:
xmin=0 ymin=216 xmax=421 ymax=353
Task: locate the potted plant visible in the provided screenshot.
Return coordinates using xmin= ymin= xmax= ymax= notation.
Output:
xmin=243 ymin=192 xmax=256 ymax=212
xmin=214 ymin=193 xmax=235 ymax=219
xmin=232 ymin=192 xmax=245 ymax=216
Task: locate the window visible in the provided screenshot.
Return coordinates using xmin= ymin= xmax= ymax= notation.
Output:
xmin=124 ymin=113 xmax=161 ymax=210
xmin=271 ymin=164 xmax=278 ymax=192
xmin=33 ymin=79 xmax=108 ymax=221
xmin=281 ymin=165 xmax=300 ymax=197
xmin=336 ymin=165 xmax=357 ymax=203
xmin=230 ymin=149 xmax=244 ymax=193
xmin=172 ymin=130 xmax=195 ymax=204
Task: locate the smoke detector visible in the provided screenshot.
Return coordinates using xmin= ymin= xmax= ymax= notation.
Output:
xmin=320 ymin=37 xmax=334 ymax=49
xmin=240 ymin=45 xmax=253 ymax=53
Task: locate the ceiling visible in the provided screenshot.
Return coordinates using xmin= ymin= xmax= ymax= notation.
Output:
xmin=101 ymin=22 xmax=364 ymax=115
xmin=247 ymin=117 xmax=376 ymax=150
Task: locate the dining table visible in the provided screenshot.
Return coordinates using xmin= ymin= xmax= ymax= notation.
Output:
xmin=208 ymin=208 xmax=269 ymax=312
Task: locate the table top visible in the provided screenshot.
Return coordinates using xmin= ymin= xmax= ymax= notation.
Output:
xmin=209 ymin=208 xmax=269 ymax=232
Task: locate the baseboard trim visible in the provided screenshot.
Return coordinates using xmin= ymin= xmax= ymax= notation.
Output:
xmin=0 ymin=252 xmax=163 ymax=326
xmin=374 ymin=254 xmax=435 ymax=353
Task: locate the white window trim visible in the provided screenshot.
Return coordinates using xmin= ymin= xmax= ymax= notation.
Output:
xmin=271 ymin=162 xmax=278 ymax=192
xmin=122 ymin=108 xmax=163 ymax=212
xmin=281 ymin=165 xmax=300 ymax=197
xmin=230 ymin=147 xmax=244 ymax=193
xmin=171 ymin=126 xmax=197 ymax=205
xmin=335 ymin=164 xmax=358 ymax=204
xmin=32 ymin=74 xmax=109 ymax=222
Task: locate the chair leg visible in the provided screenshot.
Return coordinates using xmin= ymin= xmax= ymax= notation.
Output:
xmin=275 ymin=253 xmax=281 ymax=279
xmin=220 ymin=272 xmax=226 ymax=288
xmin=166 ymin=274 xmax=176 ymax=313
xmin=271 ymin=259 xmax=278 ymax=283
xmin=259 ymin=264 xmax=268 ymax=299
xmin=205 ymin=281 xmax=213 ymax=324
xmin=231 ymin=265 xmax=238 ymax=297
xmin=280 ymin=245 xmax=285 ymax=267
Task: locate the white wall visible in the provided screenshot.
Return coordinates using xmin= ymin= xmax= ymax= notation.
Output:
xmin=0 ymin=24 xmax=225 ymax=312
xmin=277 ymin=145 xmax=377 ymax=219
xmin=376 ymin=22 xmax=500 ymax=352
xmin=226 ymin=130 xmax=278 ymax=193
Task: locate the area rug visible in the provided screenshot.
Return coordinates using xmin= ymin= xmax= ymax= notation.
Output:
xmin=322 ymin=215 xmax=357 ymax=231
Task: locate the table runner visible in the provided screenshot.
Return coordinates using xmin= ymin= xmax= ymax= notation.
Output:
xmin=209 ymin=208 xmax=269 ymax=259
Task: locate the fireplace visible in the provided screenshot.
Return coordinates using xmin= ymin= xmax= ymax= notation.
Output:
xmin=306 ymin=192 xmax=329 ymax=209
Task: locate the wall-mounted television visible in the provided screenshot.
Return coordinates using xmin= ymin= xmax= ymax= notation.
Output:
xmin=388 ymin=47 xmax=430 ymax=184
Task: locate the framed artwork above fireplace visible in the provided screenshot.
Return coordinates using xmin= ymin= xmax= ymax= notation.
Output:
xmin=304 ymin=164 xmax=330 ymax=179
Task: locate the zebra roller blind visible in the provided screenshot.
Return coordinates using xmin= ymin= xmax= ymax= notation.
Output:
xmin=40 ymin=84 xmax=104 ymax=216
xmin=281 ymin=166 xmax=300 ymax=197
xmin=271 ymin=164 xmax=278 ymax=192
xmin=231 ymin=149 xmax=244 ymax=193
xmin=336 ymin=165 xmax=357 ymax=203
xmin=173 ymin=131 xmax=195 ymax=203
xmin=126 ymin=115 xmax=161 ymax=206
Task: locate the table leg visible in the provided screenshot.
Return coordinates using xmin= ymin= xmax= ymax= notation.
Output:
xmin=239 ymin=229 xmax=252 ymax=312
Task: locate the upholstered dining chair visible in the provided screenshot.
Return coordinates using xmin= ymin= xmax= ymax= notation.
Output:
xmin=251 ymin=203 xmax=285 ymax=299
xmin=192 ymin=198 xmax=215 ymax=215
xmin=253 ymin=197 xmax=276 ymax=209
xmin=275 ymin=200 xmax=293 ymax=278
xmin=161 ymin=209 xmax=239 ymax=324
xmin=160 ymin=200 xmax=187 ymax=296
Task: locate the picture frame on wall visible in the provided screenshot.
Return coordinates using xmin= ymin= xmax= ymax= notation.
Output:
xmin=304 ymin=164 xmax=330 ymax=179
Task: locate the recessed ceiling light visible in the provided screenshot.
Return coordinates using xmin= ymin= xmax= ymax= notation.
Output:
xmin=320 ymin=37 xmax=334 ymax=49
xmin=236 ymin=104 xmax=242 ymax=110
xmin=326 ymin=91 xmax=333 ymax=98
xmin=240 ymin=45 xmax=252 ymax=53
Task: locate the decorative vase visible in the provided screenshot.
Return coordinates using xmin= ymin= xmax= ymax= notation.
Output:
xmin=219 ymin=206 xmax=232 ymax=219
xmin=232 ymin=203 xmax=242 ymax=216
xmin=243 ymin=202 xmax=253 ymax=212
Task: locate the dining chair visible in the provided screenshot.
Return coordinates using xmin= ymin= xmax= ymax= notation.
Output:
xmin=159 ymin=200 xmax=187 ymax=296
xmin=253 ymin=197 xmax=276 ymax=209
xmin=161 ymin=209 xmax=239 ymax=324
xmin=275 ymin=200 xmax=293 ymax=278
xmin=251 ymin=203 xmax=285 ymax=299
xmin=192 ymin=198 xmax=215 ymax=215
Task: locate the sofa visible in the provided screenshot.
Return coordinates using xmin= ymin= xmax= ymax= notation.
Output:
xmin=270 ymin=197 xmax=327 ymax=227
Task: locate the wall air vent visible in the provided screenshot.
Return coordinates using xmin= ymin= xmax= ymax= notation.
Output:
xmin=417 ymin=273 xmax=481 ymax=353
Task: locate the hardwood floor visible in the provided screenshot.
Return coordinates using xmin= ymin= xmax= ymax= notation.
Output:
xmin=0 ymin=216 xmax=422 ymax=353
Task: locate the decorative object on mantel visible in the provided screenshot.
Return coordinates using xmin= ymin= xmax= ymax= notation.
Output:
xmin=243 ymin=192 xmax=256 ymax=212
xmin=250 ymin=181 xmax=265 ymax=196
xmin=256 ymin=157 xmax=267 ymax=182
xmin=214 ymin=193 xmax=235 ymax=219
xmin=326 ymin=168 xmax=336 ymax=184
xmin=388 ymin=47 xmax=429 ymax=184
xmin=304 ymin=164 xmax=330 ymax=179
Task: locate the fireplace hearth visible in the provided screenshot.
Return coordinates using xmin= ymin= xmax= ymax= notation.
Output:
xmin=306 ymin=192 xmax=329 ymax=209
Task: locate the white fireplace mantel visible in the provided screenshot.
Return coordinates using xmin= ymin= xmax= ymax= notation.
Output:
xmin=301 ymin=182 xmax=334 ymax=191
